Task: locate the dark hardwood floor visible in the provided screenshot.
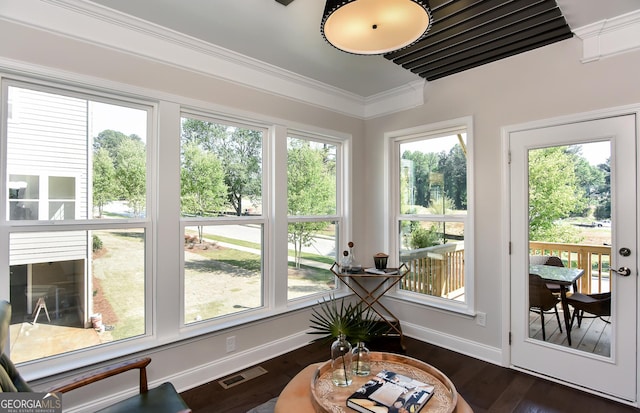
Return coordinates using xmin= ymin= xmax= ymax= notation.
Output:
xmin=180 ymin=336 xmax=640 ymax=413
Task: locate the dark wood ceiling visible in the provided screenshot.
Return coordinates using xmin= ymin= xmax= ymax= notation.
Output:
xmin=384 ymin=0 xmax=573 ymax=81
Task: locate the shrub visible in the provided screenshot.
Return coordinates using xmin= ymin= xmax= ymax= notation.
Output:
xmin=92 ymin=234 xmax=103 ymax=252
xmin=410 ymin=225 xmax=439 ymax=249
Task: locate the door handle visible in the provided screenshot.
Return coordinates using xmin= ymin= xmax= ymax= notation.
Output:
xmin=616 ymin=267 xmax=632 ymax=276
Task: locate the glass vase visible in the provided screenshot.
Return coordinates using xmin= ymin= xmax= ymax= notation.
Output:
xmin=347 ymin=241 xmax=361 ymax=272
xmin=351 ymin=341 xmax=371 ymax=376
xmin=330 ymin=334 xmax=353 ymax=386
xmin=340 ymin=250 xmax=352 ymax=274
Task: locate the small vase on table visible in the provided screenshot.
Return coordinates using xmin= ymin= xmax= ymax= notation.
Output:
xmin=330 ymin=334 xmax=353 ymax=386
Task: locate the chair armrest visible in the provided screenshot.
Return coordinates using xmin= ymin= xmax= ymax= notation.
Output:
xmin=46 ymin=357 xmax=151 ymax=394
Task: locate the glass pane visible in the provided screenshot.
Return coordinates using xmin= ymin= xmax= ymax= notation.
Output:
xmin=49 ymin=201 xmax=75 ymax=220
xmin=49 ymin=176 xmax=75 ymax=199
xmin=9 ymin=229 xmax=146 ymax=363
xmin=9 ymin=175 xmax=39 ymax=199
xmin=527 ymin=142 xmax=611 ymax=355
xmin=180 ymin=118 xmax=263 ymax=217
xmin=399 ymin=134 xmax=467 ymax=216
xmin=287 ymin=137 xmax=337 ymax=216
xmin=9 ymin=175 xmax=39 ymax=220
xmin=91 ymin=102 xmax=148 ymax=219
xmin=7 ymin=86 xmax=148 ymax=221
xmin=399 ymin=220 xmax=465 ymax=300
xmin=287 ymin=221 xmax=337 ymax=300
xmin=184 ymin=224 xmax=263 ymax=324
xmin=9 ymin=201 xmax=38 ymax=220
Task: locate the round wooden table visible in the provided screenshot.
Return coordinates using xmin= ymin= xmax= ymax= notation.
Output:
xmin=310 ymin=352 xmax=458 ymax=413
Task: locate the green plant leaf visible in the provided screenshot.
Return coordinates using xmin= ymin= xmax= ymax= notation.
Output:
xmin=308 ymin=295 xmax=387 ymax=344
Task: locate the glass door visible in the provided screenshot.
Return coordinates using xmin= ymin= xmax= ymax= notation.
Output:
xmin=509 ymin=114 xmax=637 ymax=402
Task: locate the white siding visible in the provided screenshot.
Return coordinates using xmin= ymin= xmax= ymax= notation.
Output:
xmin=8 ymin=87 xmax=89 ymax=264
xmin=9 ymin=231 xmax=87 ymax=266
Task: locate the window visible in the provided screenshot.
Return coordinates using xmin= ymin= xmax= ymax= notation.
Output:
xmin=389 ymin=117 xmax=474 ymax=313
xmin=1 ymin=74 xmax=349 ymax=375
xmin=3 ymin=81 xmax=151 ymax=363
xmin=180 ymin=113 xmax=265 ymax=324
xmin=9 ymin=174 xmax=77 ymax=220
xmin=286 ymin=135 xmax=340 ymax=300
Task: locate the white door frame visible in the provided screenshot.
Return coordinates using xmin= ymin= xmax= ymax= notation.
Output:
xmin=500 ymin=104 xmax=640 ymax=406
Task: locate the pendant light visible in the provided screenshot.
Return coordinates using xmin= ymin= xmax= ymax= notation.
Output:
xmin=321 ymin=0 xmax=432 ymax=55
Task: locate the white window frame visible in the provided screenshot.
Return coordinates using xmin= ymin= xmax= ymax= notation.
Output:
xmin=178 ymin=109 xmax=271 ymax=326
xmin=386 ymin=116 xmax=475 ymax=315
xmin=0 ymin=70 xmax=352 ymax=380
xmin=0 ymin=77 xmax=156 ymax=378
xmin=285 ymin=130 xmax=346 ymax=303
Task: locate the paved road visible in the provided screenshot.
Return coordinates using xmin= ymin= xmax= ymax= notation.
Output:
xmin=189 ymin=224 xmax=336 ymax=270
xmin=206 ymin=223 xmax=337 ymax=258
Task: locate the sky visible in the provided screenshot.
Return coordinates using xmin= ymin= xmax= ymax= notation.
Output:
xmin=89 ymin=101 xmax=148 ymax=142
xmin=401 ymin=134 xmax=609 ymax=166
xmin=400 ymin=133 xmax=464 ymax=155
xmin=578 ymin=141 xmax=610 ymax=166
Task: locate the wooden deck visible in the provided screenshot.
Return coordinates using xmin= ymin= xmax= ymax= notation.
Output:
xmin=529 ymin=309 xmax=611 ymax=356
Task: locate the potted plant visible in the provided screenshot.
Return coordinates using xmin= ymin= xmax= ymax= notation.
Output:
xmin=308 ymin=295 xmax=386 ymax=344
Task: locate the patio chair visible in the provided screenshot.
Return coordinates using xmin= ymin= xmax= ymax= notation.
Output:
xmin=566 ymin=292 xmax=611 ymax=328
xmin=529 ymin=255 xmax=565 ymax=293
xmin=529 ymin=273 xmax=563 ymax=341
xmin=0 ymin=300 xmax=191 ymax=413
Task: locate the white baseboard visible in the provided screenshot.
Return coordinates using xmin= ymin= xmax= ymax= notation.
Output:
xmin=165 ymin=331 xmax=312 ymax=393
xmin=402 ymin=321 xmax=503 ymax=366
xmin=63 ymin=331 xmax=312 ymax=413
xmin=62 ymin=326 xmax=501 ymax=412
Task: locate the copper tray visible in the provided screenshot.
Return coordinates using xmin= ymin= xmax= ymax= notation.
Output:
xmin=310 ymin=352 xmax=457 ymax=413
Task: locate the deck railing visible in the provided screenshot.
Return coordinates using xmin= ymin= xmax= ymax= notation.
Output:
xmin=529 ymin=241 xmax=611 ymax=293
xmin=398 ymin=241 xmax=611 ymax=298
xmin=400 ymin=242 xmax=465 ymax=299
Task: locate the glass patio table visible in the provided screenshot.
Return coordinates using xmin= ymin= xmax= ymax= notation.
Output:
xmin=529 ymin=264 xmax=585 ymax=345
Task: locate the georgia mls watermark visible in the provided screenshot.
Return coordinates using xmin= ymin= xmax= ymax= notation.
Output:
xmin=0 ymin=393 xmax=62 ymax=413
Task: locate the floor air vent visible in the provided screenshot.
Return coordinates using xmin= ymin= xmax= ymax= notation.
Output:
xmin=218 ymin=366 xmax=268 ymax=389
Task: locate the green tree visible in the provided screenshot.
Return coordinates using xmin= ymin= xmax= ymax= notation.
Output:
xmin=594 ymin=159 xmax=611 ymax=220
xmin=181 ymin=143 xmax=227 ymax=240
xmin=181 ymin=119 xmax=262 ymax=215
xmin=566 ymin=145 xmax=605 ymax=217
xmin=401 ymin=151 xmax=438 ymax=208
xmin=94 ymin=129 xmax=143 ymax=162
xmin=287 ymin=140 xmax=335 ymax=267
xmin=441 ymin=145 xmax=467 ymax=210
xmin=115 ymin=139 xmax=146 ymax=217
xmin=93 ymin=147 xmax=117 ymax=217
xmin=528 ymin=147 xmax=583 ymax=243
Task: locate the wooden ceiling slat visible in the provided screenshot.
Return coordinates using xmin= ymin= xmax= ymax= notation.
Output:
xmin=392 ymin=4 xmax=564 ymax=66
xmin=416 ymin=28 xmax=573 ymax=80
xmin=403 ymin=12 xmax=568 ymax=71
xmin=383 ymin=0 xmax=572 ymax=82
xmin=386 ymin=0 xmax=551 ymax=61
xmin=411 ymin=20 xmax=570 ymax=74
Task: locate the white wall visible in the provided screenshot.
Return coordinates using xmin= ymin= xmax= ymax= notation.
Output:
xmin=363 ymin=36 xmax=640 ymax=357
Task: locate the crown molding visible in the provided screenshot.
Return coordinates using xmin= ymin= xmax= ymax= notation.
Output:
xmin=0 ymin=0 xmax=424 ymax=119
xmin=573 ymin=9 xmax=640 ymax=63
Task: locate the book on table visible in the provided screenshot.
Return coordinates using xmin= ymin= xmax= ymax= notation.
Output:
xmin=346 ymin=369 xmax=435 ymax=413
